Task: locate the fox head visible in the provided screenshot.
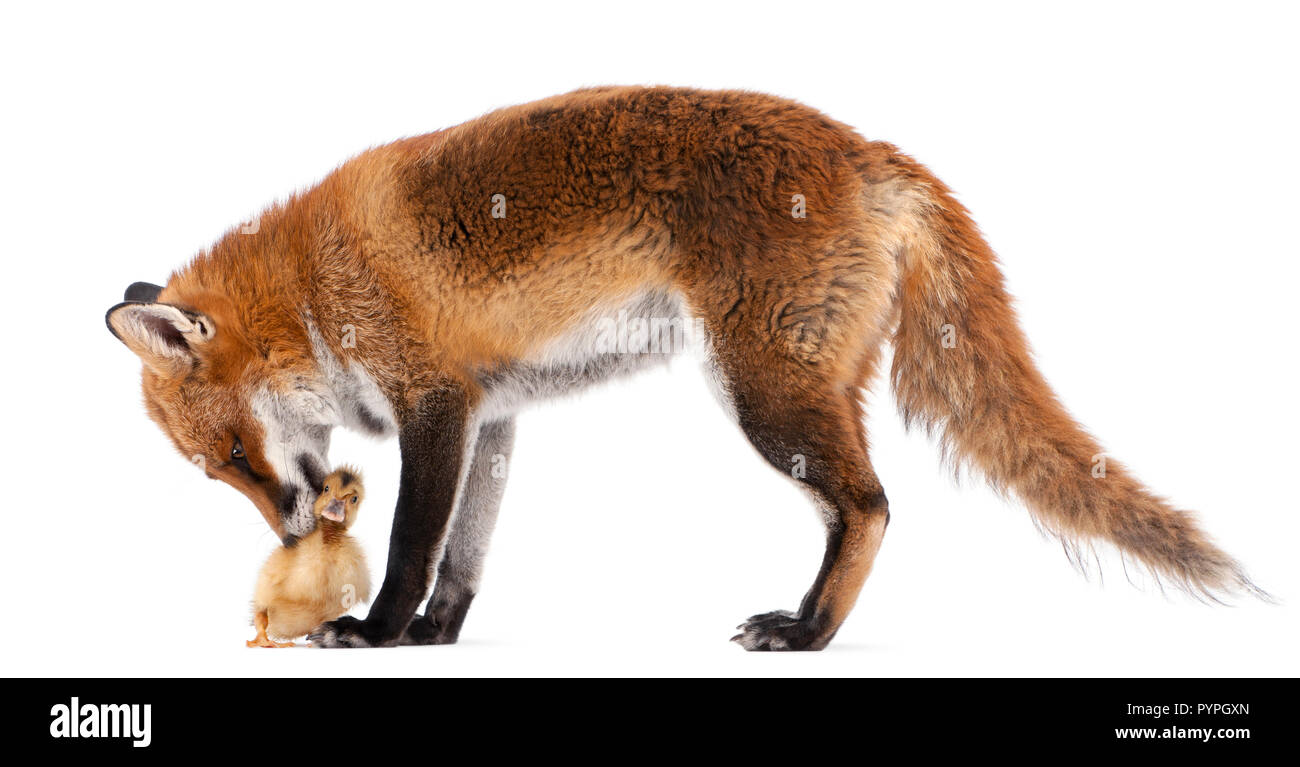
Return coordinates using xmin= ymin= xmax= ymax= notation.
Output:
xmin=106 ymin=281 xmax=336 ymax=545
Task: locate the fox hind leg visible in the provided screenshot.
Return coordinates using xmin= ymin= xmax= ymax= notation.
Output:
xmin=727 ymin=375 xmax=889 ymax=651
xmin=696 ymin=265 xmax=893 ymax=650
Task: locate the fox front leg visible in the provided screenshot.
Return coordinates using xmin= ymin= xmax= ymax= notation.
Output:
xmin=309 ymin=386 xmax=471 ymax=648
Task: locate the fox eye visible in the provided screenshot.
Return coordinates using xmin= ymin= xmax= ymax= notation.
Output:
xmin=350 ymin=495 xmax=358 ymax=504
xmin=323 ymin=484 xmax=331 ymax=492
xmin=230 ymin=439 xmax=250 ymax=469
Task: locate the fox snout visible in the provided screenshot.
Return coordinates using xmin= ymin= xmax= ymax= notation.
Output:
xmin=278 ymin=482 xmax=319 ymax=541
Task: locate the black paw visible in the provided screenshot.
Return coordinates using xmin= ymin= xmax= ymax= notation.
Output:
xmin=731 ymin=610 xmax=828 ymax=651
xmin=399 ymin=614 xmax=459 ymax=646
xmin=307 ymin=616 xmax=397 ymax=648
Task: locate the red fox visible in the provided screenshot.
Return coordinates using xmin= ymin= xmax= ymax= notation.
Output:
xmin=106 ymin=86 xmax=1262 ymax=651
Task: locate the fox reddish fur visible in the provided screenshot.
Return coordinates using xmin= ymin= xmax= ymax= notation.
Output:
xmin=107 ymin=86 xmax=1261 ymax=652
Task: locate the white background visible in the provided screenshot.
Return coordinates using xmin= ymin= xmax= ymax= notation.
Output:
xmin=1 ymin=1 xmax=1296 ymax=677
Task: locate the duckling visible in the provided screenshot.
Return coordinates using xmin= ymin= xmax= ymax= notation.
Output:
xmin=246 ymin=468 xmax=371 ymax=648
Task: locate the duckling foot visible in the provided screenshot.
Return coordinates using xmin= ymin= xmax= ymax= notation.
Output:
xmin=246 ymin=634 xmax=296 ymax=648
xmin=247 ymin=609 xmax=296 ymax=648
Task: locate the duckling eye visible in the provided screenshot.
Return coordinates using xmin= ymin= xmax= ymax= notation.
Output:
xmin=323 ymin=484 xmax=331 ymax=492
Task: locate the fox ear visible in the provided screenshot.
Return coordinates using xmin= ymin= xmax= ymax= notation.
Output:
xmin=105 ymin=302 xmax=217 ymax=376
xmin=123 ymin=282 xmax=163 ymax=302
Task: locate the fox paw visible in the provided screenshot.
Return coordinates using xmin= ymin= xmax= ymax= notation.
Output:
xmin=399 ymin=614 xmax=459 ymax=646
xmin=308 ymin=616 xmax=396 ymax=648
xmin=731 ymin=610 xmax=828 ymax=651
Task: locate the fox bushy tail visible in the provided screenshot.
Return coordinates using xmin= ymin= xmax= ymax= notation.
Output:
xmin=888 ymin=166 xmax=1262 ymax=600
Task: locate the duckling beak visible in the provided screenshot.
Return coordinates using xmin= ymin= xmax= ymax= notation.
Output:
xmin=321 ymin=498 xmax=346 ymax=522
